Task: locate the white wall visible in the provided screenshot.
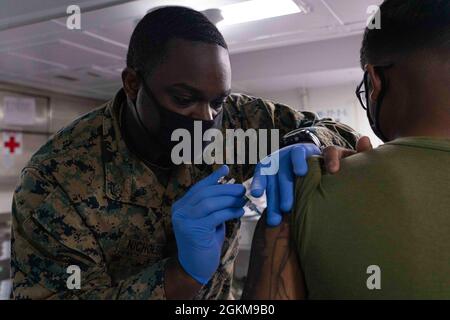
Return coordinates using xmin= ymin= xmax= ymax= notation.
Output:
xmin=0 ymin=82 xmax=105 ymax=215
xmin=252 ymin=82 xmax=383 ymax=147
xmin=0 ymin=189 xmax=13 ymax=215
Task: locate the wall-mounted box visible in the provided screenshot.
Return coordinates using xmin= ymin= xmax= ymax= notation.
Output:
xmin=0 ymin=90 xmax=50 ymax=134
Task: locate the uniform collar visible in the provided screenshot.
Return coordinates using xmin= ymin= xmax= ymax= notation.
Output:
xmin=102 ymin=89 xmax=165 ymax=208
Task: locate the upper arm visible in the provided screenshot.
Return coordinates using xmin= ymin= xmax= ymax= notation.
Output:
xmin=290 ymin=158 xmax=325 ymax=297
xmin=11 ymin=166 xmax=106 ymax=299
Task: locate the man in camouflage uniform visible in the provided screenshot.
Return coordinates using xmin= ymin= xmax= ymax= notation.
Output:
xmin=11 ymin=7 xmax=359 ymax=299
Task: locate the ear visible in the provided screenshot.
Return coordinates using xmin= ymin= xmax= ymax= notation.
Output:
xmin=122 ymin=67 xmax=140 ymax=100
xmin=366 ymin=64 xmax=383 ymax=103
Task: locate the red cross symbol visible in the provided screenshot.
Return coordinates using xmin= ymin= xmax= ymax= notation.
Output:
xmin=4 ymin=136 xmax=20 ymax=154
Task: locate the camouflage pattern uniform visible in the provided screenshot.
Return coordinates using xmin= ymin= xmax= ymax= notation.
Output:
xmin=11 ymin=89 xmax=359 ymax=299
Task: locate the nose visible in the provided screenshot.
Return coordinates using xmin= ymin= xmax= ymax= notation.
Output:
xmin=191 ymin=103 xmax=214 ymax=121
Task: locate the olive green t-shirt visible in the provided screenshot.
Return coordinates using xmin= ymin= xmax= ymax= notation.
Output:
xmin=292 ymin=137 xmax=450 ymax=299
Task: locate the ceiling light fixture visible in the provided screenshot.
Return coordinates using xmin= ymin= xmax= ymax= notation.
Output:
xmin=201 ymin=8 xmax=224 ymax=25
xmin=216 ymin=0 xmax=303 ymax=27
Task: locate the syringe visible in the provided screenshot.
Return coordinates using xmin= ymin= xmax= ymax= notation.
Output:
xmin=218 ymin=177 xmax=266 ymax=216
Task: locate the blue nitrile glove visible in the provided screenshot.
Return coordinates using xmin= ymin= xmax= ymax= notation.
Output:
xmin=172 ymin=165 xmax=246 ymax=285
xmin=250 ymin=143 xmax=321 ymax=226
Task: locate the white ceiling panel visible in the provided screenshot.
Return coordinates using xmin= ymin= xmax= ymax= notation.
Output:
xmin=78 ymin=18 xmax=136 ymax=50
xmin=0 ymin=20 xmax=65 ymax=50
xmin=0 ymin=0 xmax=378 ymax=99
xmin=0 ymin=0 xmax=139 ymax=30
xmin=222 ymin=2 xmax=339 ymax=44
xmin=0 ymin=52 xmax=64 ymax=75
xmin=13 ymin=39 xmax=124 ymax=69
xmin=32 ymin=65 xmax=121 ymax=85
xmin=321 ymin=0 xmax=384 ymax=25
xmin=52 ymin=21 xmax=128 ymax=58
xmin=234 ymin=67 xmax=363 ymax=93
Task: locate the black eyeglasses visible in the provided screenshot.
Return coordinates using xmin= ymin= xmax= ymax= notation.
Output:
xmin=355 ymin=64 xmax=394 ymax=110
xmin=356 ymin=71 xmax=369 ymax=110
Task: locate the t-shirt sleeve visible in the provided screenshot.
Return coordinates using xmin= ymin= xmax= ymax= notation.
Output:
xmin=290 ymin=157 xmax=324 ymax=264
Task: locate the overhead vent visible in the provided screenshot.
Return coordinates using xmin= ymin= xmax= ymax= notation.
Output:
xmin=86 ymin=71 xmax=101 ymax=78
xmin=53 ymin=75 xmax=79 ymax=82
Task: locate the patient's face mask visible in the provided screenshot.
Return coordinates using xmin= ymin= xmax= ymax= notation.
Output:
xmin=356 ymin=67 xmax=391 ymax=142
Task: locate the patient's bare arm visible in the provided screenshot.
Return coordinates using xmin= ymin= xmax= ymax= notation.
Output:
xmin=242 ymin=214 xmax=306 ymax=300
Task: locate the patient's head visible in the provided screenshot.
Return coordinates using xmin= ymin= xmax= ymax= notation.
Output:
xmin=360 ymin=0 xmax=450 ymax=141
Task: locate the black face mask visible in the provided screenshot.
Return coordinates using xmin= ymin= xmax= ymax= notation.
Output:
xmin=365 ymin=69 xmax=389 ymax=142
xmin=129 ymin=77 xmax=223 ymax=166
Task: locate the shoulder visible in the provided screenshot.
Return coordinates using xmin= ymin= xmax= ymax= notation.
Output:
xmin=27 ymin=102 xmax=109 ymax=169
xmin=223 ymin=93 xmax=307 ymax=131
xmin=12 ymin=101 xmax=111 ymax=226
xmin=306 ymin=147 xmax=394 ymax=199
xmin=225 ymin=93 xmax=296 ymax=115
xmin=17 ymin=101 xmax=113 ymax=207
xmin=291 ymin=145 xmax=402 ymax=223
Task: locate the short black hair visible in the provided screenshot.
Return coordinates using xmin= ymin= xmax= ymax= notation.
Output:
xmin=126 ymin=6 xmax=228 ymax=76
xmin=360 ymin=0 xmax=450 ymax=68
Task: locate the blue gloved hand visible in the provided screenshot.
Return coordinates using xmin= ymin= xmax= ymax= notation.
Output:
xmin=250 ymin=143 xmax=321 ymax=226
xmin=172 ymin=165 xmax=246 ymax=285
